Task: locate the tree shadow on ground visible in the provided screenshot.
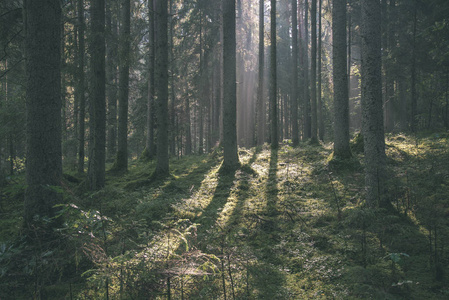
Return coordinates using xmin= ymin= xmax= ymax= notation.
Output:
xmin=248 ymin=148 xmax=289 ymax=298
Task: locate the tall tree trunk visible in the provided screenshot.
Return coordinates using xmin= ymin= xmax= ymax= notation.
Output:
xmin=154 ymin=0 xmax=169 ymax=177
xmin=332 ymin=0 xmax=351 ymax=160
xmin=291 ymin=0 xmax=299 ymax=146
xmin=410 ymin=7 xmax=417 ymax=133
xmin=114 ymin=0 xmax=131 ymax=172
xmin=145 ymin=0 xmax=156 ymax=158
xmin=303 ymin=0 xmax=311 ymax=139
xmin=106 ymin=0 xmax=118 ymax=161
xmin=77 ymin=0 xmax=86 ymax=174
xmin=222 ymin=0 xmax=240 ymax=171
xmin=310 ymin=0 xmax=318 ymax=143
xmin=361 ymin=0 xmax=387 ymax=207
xmin=256 ymin=0 xmax=265 ymax=145
xmin=24 ymin=0 xmax=62 ymax=229
xmin=88 ymin=0 xmax=106 ymax=190
xmin=169 ymin=0 xmax=176 ymax=156
xmin=270 ymin=0 xmax=278 ymax=149
xmin=318 ymin=0 xmax=324 ymax=141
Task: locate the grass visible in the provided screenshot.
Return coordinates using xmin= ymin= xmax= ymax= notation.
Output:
xmin=1 ymin=133 xmax=448 ymax=299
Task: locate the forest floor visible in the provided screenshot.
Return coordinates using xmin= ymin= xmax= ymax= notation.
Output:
xmin=1 ymin=133 xmax=449 ymax=299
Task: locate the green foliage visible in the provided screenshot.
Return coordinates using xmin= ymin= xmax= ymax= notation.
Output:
xmin=1 ymin=135 xmax=449 ymax=298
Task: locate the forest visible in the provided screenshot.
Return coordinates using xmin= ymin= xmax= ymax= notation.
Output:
xmin=0 ymin=0 xmax=449 ymax=298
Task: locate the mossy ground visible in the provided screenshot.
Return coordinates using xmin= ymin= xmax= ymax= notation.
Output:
xmin=1 ymin=133 xmax=448 ymax=299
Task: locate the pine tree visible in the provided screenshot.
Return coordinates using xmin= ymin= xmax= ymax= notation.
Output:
xmin=222 ymin=0 xmax=240 ymax=171
xmin=24 ymin=0 xmax=62 ymax=229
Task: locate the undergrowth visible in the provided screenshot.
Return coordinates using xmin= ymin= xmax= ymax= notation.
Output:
xmin=1 ymin=133 xmax=448 ymax=299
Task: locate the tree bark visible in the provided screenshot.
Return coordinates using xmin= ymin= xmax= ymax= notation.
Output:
xmin=114 ymin=0 xmax=131 ymax=172
xmin=270 ymin=0 xmax=278 ymax=149
xmin=332 ymin=0 xmax=351 ymax=160
xmin=318 ymin=0 xmax=324 ymax=141
xmin=292 ymin=0 xmax=299 ymax=146
xmin=361 ymin=0 xmax=387 ymax=207
xmin=106 ymin=0 xmax=118 ymax=161
xmin=303 ymin=0 xmax=311 ymax=139
xmin=222 ymin=0 xmax=240 ymax=171
xmin=145 ymin=0 xmax=156 ymax=158
xmin=24 ymin=0 xmax=62 ymax=228
xmin=154 ymin=0 xmax=169 ymax=177
xmin=77 ymin=0 xmax=86 ymax=174
xmin=88 ymin=0 xmax=106 ymax=190
xmin=256 ymin=0 xmax=265 ymax=145
xmin=310 ymin=0 xmax=318 ymax=143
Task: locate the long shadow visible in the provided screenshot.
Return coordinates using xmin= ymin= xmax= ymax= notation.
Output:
xmin=103 ymin=155 xmax=221 ymax=226
xmin=248 ymin=148 xmax=289 ymax=298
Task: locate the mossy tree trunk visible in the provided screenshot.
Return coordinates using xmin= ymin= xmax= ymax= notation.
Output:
xmin=270 ymin=0 xmax=278 ymax=149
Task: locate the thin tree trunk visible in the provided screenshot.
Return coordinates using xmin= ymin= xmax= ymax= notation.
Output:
xmin=154 ymin=0 xmax=169 ymax=177
xmin=257 ymin=0 xmax=265 ymax=145
xmin=304 ymin=0 xmax=311 ymax=139
xmin=77 ymin=0 xmax=86 ymax=174
xmin=410 ymin=7 xmax=417 ymax=133
xmin=114 ymin=0 xmax=131 ymax=172
xmin=106 ymin=0 xmax=118 ymax=161
xmin=270 ymin=0 xmax=278 ymax=149
xmin=291 ymin=0 xmax=299 ymax=146
xmin=145 ymin=0 xmax=156 ymax=159
xmin=88 ymin=0 xmax=106 ymax=190
xmin=310 ymin=0 xmax=318 ymax=143
xmin=318 ymin=0 xmax=324 ymax=141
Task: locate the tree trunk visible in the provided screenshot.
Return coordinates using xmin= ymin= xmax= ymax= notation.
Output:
xmin=222 ymin=0 xmax=240 ymax=171
xmin=24 ymin=0 xmax=63 ymax=228
xmin=361 ymin=0 xmax=387 ymax=207
xmin=88 ymin=0 xmax=106 ymax=190
xmin=291 ymin=0 xmax=299 ymax=146
xmin=332 ymin=0 xmax=351 ymax=160
xmin=256 ymin=0 xmax=265 ymax=145
xmin=154 ymin=0 xmax=169 ymax=177
xmin=303 ymin=0 xmax=311 ymax=139
xmin=410 ymin=7 xmax=417 ymax=133
xmin=106 ymin=0 xmax=118 ymax=161
xmin=270 ymin=0 xmax=278 ymax=149
xmin=77 ymin=0 xmax=86 ymax=174
xmin=114 ymin=0 xmax=131 ymax=172
xmin=318 ymin=0 xmax=324 ymax=141
xmin=310 ymin=0 xmax=318 ymax=143
xmin=145 ymin=0 xmax=156 ymax=159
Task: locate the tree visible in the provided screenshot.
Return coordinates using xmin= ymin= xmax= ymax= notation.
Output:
xmin=114 ymin=0 xmax=131 ymax=172
xmin=145 ymin=0 xmax=156 ymax=159
xmin=303 ymin=0 xmax=311 ymax=139
xmin=318 ymin=0 xmax=324 ymax=141
xmin=270 ymin=0 xmax=278 ymax=149
xmin=23 ymin=0 xmax=62 ymax=229
xmin=332 ymin=0 xmax=351 ymax=160
xmin=222 ymin=0 xmax=240 ymax=171
xmin=154 ymin=0 xmax=169 ymax=177
xmin=88 ymin=0 xmax=106 ymax=190
xmin=291 ymin=0 xmax=299 ymax=146
xmin=310 ymin=0 xmax=318 ymax=143
xmin=361 ymin=0 xmax=387 ymax=207
xmin=76 ymin=0 xmax=86 ymax=174
xmin=256 ymin=0 xmax=265 ymax=145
